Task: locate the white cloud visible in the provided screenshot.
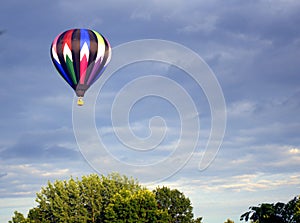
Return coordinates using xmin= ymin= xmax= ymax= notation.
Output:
xmin=177 ymin=15 xmax=218 ymax=34
xmin=289 ymin=147 xmax=300 ymax=154
xmin=160 ymin=172 xmax=300 ymax=194
xmin=130 ymin=10 xmax=152 ymax=21
xmin=227 ymin=100 xmax=256 ymax=117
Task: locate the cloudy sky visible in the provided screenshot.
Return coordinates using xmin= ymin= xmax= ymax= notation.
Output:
xmin=1 ymin=0 xmax=300 ymax=222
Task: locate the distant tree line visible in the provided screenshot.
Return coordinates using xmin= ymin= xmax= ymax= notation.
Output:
xmin=9 ymin=173 xmax=300 ymax=223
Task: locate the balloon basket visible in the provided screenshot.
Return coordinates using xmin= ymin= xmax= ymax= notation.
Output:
xmin=77 ymin=97 xmax=84 ymax=106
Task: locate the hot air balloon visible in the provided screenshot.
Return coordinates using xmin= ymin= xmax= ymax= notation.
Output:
xmin=50 ymin=28 xmax=111 ymax=106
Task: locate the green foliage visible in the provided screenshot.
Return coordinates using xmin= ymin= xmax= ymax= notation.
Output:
xmin=10 ymin=173 xmax=203 ymax=223
xmin=9 ymin=172 xmax=299 ymax=223
xmin=8 ymin=211 xmax=34 ymax=223
xmin=30 ymin=173 xmax=143 ymax=223
xmin=294 ymin=196 xmax=300 ymax=222
xmin=192 ymin=217 xmax=203 ymax=223
xmin=8 ymin=211 xmax=26 ymax=223
xmin=34 ymin=177 xmax=89 ymax=222
xmin=9 ymin=173 xmax=141 ymax=223
xmin=240 ymin=195 xmax=300 ymax=223
xmin=104 ymin=188 xmax=169 ymax=222
xmin=153 ymin=186 xmax=194 ymax=223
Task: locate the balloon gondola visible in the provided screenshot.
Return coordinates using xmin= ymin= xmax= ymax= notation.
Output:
xmin=50 ymin=28 xmax=111 ymax=106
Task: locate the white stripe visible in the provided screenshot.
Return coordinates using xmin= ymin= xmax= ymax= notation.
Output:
xmin=95 ymin=40 xmax=105 ymax=62
xmin=80 ymin=42 xmax=90 ymax=61
xmin=63 ymin=44 xmax=72 ymax=62
xmin=104 ymin=46 xmax=112 ymax=66
xmin=51 ymin=46 xmax=60 ymax=64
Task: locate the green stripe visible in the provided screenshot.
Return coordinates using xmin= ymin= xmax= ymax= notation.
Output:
xmin=66 ymin=56 xmax=77 ymax=84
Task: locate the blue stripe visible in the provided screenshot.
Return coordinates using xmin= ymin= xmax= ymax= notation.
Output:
xmin=80 ymin=29 xmax=90 ymax=49
xmin=54 ymin=60 xmax=75 ymax=88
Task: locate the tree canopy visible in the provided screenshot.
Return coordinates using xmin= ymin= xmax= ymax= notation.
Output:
xmin=153 ymin=186 xmax=194 ymax=222
xmin=240 ymin=196 xmax=300 ymax=223
xmin=8 ymin=172 xmax=299 ymax=223
xmin=9 ymin=173 xmax=201 ymax=223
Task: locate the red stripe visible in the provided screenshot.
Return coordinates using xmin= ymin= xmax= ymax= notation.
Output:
xmin=63 ymin=29 xmax=74 ymax=50
xmin=79 ymin=55 xmax=88 ymax=84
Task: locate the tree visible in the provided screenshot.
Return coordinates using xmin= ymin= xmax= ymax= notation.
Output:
xmin=283 ymin=196 xmax=300 ymax=223
xmin=10 ymin=173 xmax=203 ymax=223
xmin=241 ymin=203 xmax=286 ymax=223
xmin=153 ymin=186 xmax=194 ymax=223
xmin=294 ymin=196 xmax=300 ymax=222
xmin=15 ymin=173 xmax=144 ymax=223
xmin=240 ymin=196 xmax=300 ymax=223
xmin=104 ymin=188 xmax=168 ymax=222
xmin=192 ymin=217 xmax=203 ymax=223
xmin=33 ymin=177 xmax=89 ymax=222
xmin=9 ymin=211 xmax=26 ymax=223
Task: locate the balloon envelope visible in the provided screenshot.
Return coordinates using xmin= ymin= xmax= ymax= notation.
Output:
xmin=50 ymin=29 xmax=111 ymax=104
